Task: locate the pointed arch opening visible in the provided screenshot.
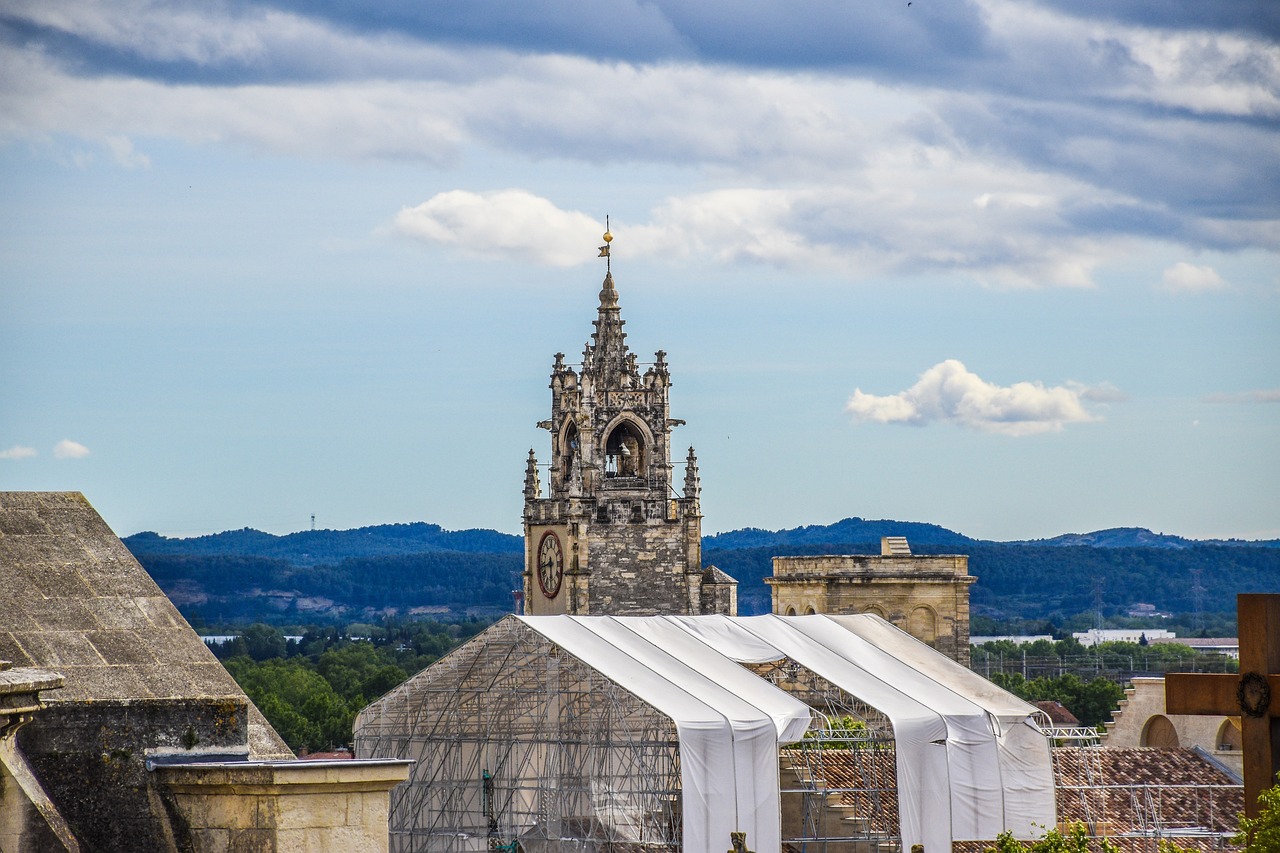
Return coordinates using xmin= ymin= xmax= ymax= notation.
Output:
xmin=560 ymin=421 xmax=579 ymax=483
xmin=604 ymin=420 xmax=646 ymax=479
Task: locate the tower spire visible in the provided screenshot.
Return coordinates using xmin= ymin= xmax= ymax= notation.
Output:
xmin=597 ymin=215 xmax=612 ymax=273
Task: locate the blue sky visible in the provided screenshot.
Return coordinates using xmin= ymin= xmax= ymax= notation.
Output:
xmin=1 ymin=0 xmax=1277 ymax=542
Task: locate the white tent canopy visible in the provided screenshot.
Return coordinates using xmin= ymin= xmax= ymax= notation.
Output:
xmin=828 ymin=613 xmax=1058 ymax=836
xmin=364 ymin=614 xmax=1057 ymax=853
xmin=517 ymin=616 xmax=812 ymax=853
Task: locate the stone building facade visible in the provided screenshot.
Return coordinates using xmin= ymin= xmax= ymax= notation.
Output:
xmin=522 ymin=264 xmax=736 ymax=616
xmin=767 ymin=538 xmax=974 ymax=664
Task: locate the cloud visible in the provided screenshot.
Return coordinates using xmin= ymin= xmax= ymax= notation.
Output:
xmin=0 ymin=445 xmax=38 ymax=460
xmin=1157 ymin=262 xmax=1229 ymax=294
xmin=1073 ymin=382 xmax=1130 ymax=403
xmin=104 ymin=135 xmax=149 ymax=168
xmin=53 ymin=439 xmax=90 ymax=458
xmin=393 ymin=190 xmax=603 ymax=267
xmin=1 ymin=0 xmax=1277 ymax=275
xmin=1204 ymin=389 xmax=1280 ymax=404
xmin=846 ymin=359 xmax=1099 ymax=436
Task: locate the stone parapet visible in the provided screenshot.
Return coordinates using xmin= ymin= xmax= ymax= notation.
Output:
xmin=771 ymin=554 xmax=970 ymax=578
xmin=155 ymin=758 xmax=413 ymax=853
xmin=769 ymin=550 xmax=974 ymax=665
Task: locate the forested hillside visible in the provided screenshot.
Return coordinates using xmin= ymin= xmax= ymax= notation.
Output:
xmin=125 ymin=517 xmax=1280 ymax=626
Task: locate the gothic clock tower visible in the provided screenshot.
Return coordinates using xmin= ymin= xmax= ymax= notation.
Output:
xmin=522 ymin=228 xmax=737 ymax=616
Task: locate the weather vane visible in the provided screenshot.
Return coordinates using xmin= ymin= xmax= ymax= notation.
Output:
xmin=598 ymin=215 xmax=612 ymax=272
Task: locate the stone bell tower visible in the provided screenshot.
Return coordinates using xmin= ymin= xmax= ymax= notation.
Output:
xmin=522 ymin=227 xmax=736 ymax=616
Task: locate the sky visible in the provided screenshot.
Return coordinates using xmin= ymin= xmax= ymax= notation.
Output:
xmin=1 ymin=0 xmax=1278 ymax=543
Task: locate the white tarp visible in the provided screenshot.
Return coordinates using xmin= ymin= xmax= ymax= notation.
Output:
xmin=666 ymin=615 xmax=954 ymax=853
xmin=828 ymin=613 xmax=1058 ymax=836
xmin=789 ymin=616 xmax=1005 ymax=840
xmin=573 ymin=617 xmax=812 ymax=850
xmin=517 ymin=616 xmax=805 ymax=853
xmin=515 ymin=614 xmax=1056 ymax=853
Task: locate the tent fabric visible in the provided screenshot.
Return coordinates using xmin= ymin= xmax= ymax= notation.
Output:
xmin=514 ymin=614 xmax=1057 ymax=853
xmin=517 ymin=616 xmax=797 ymax=853
xmin=571 ymin=617 xmax=811 ymax=850
xmin=614 ymin=616 xmax=813 ymax=744
xmin=788 ymin=616 xmax=1005 ymax=840
xmin=667 ymin=615 xmax=954 ymax=853
xmin=827 ymin=613 xmax=1058 ymax=836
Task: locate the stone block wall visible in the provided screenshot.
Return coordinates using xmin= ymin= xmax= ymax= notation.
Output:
xmin=769 ymin=553 xmax=974 ymax=664
xmin=1101 ymin=677 xmax=1243 ymax=778
xmin=16 ymin=697 xmax=249 ymax=851
xmin=581 ymin=512 xmax=697 ymax=615
xmin=156 ymin=759 xmax=411 ymax=853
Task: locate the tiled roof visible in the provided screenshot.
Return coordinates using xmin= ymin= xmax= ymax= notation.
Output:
xmin=790 ymin=745 xmax=1242 ymax=852
xmin=1035 ymin=700 xmax=1081 ymax=726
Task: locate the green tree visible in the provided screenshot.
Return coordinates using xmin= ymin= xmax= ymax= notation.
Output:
xmin=990 ymin=672 xmax=1124 ymax=728
xmin=1235 ymin=773 xmax=1280 ymax=853
xmin=241 ymin=623 xmax=287 ymax=661
xmin=985 ymin=823 xmax=1118 ymax=853
xmin=317 ymin=642 xmax=408 ymax=707
xmin=224 ymin=657 xmax=353 ymax=751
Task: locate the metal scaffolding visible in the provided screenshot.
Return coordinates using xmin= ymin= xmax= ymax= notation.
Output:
xmin=357 ymin=618 xmax=683 ymax=853
xmin=355 ymin=619 xmax=907 ymax=853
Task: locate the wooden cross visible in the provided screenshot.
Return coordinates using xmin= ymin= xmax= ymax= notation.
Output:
xmin=1166 ymin=593 xmax=1280 ymax=818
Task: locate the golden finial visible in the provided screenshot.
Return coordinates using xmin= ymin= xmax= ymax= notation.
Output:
xmin=597 ymin=215 xmax=612 ymax=271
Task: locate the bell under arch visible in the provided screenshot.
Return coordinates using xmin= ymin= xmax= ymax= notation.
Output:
xmin=603 ymin=418 xmax=649 ymax=479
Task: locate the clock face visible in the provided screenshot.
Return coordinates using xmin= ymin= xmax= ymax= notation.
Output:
xmin=537 ymin=531 xmax=564 ymax=598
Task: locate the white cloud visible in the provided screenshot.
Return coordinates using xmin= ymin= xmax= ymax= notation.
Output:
xmin=53 ymin=439 xmax=91 ymax=459
xmin=1205 ymin=389 xmax=1280 ymax=404
xmin=1072 ymin=382 xmax=1130 ymax=403
xmin=104 ymin=135 xmax=150 ymax=169
xmin=1157 ymin=262 xmax=1228 ymax=294
xmin=0 ymin=445 xmax=38 ymax=460
xmin=846 ymin=359 xmax=1098 ymax=436
xmin=2 ymin=1 xmax=1276 ymax=285
xmin=393 ymin=190 xmax=603 ymax=267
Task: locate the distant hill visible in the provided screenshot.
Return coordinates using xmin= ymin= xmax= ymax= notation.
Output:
xmin=123 ymin=517 xmax=1280 ymax=624
xmin=125 ymin=523 xmax=522 ymax=566
xmin=703 ymin=517 xmax=976 ymax=550
xmin=1012 ymin=527 xmax=1280 ymax=549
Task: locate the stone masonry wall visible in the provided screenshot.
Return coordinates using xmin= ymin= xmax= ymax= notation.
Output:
xmin=769 ymin=554 xmax=974 ymax=665
xmin=582 ymin=512 xmax=695 ymax=615
xmin=17 ymin=698 xmax=248 ymax=852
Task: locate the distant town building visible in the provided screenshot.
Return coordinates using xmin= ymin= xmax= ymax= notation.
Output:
xmin=1072 ymin=628 xmax=1176 ymax=647
xmin=970 ymin=635 xmax=1056 ymax=646
xmin=768 ymin=537 xmax=975 ymax=664
xmin=1150 ymin=637 xmax=1240 ymax=660
xmin=522 ymin=260 xmax=736 ymax=616
xmin=1126 ymin=602 xmax=1171 ymax=618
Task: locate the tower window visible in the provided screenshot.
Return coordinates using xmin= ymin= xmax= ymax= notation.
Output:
xmin=562 ymin=423 xmax=578 ymax=481
xmin=604 ymin=422 xmax=645 ymax=478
